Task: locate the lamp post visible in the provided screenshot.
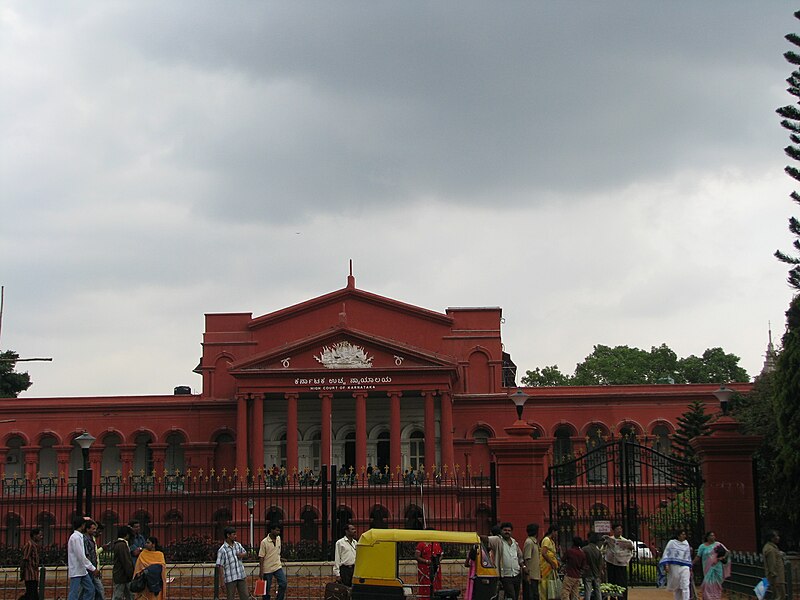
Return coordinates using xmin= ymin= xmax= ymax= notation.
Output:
xmin=74 ymin=432 xmax=95 ymax=517
xmin=712 ymin=385 xmax=735 ymax=416
xmin=509 ymin=389 xmax=530 ymax=422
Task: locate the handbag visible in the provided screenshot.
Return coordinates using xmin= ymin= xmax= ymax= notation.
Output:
xmin=546 ymin=576 xmax=563 ymax=600
xmin=130 ymin=572 xmax=147 ymax=593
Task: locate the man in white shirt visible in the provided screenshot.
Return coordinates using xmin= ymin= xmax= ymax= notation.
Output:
xmin=68 ymin=516 xmax=97 ymax=600
xmin=258 ymin=523 xmax=287 ymax=600
xmin=603 ymin=524 xmax=634 ymax=600
xmin=333 ymin=523 xmax=358 ymax=587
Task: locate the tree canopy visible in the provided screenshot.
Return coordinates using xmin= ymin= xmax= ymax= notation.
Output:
xmin=521 ymin=344 xmax=749 ymax=387
xmin=775 ymin=11 xmax=800 ymax=290
xmin=0 ymin=350 xmax=32 ymax=398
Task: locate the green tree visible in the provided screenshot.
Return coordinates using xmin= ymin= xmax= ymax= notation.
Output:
xmin=522 ymin=343 xmax=748 ymax=386
xmin=0 ymin=350 xmax=32 ymax=398
xmin=671 ymin=399 xmax=712 ymax=462
xmin=775 ymin=11 xmax=800 ymax=290
xmin=521 ymin=365 xmax=572 ymax=387
xmin=676 ymin=347 xmax=750 ymax=384
xmin=773 ymin=295 xmax=800 ymax=541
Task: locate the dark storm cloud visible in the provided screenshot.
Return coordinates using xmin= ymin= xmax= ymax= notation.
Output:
xmin=42 ymin=1 xmax=788 ymax=223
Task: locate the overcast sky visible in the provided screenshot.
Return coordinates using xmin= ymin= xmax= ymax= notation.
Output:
xmin=1 ymin=2 xmax=797 ymax=397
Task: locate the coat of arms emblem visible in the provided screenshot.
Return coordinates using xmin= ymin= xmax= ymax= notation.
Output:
xmin=314 ymin=341 xmax=374 ymax=369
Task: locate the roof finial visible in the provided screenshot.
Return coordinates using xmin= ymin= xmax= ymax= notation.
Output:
xmin=347 ymin=259 xmax=355 ymax=288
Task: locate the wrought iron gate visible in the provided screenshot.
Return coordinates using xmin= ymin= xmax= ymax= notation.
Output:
xmin=546 ymin=438 xmax=703 ymax=585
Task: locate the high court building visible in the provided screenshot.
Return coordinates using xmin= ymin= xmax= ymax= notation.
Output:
xmin=0 ymin=274 xmax=761 ymax=550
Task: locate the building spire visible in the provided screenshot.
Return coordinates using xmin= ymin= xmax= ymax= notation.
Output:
xmin=761 ymin=321 xmax=777 ymax=375
xmin=347 ymin=259 xmax=355 ymax=288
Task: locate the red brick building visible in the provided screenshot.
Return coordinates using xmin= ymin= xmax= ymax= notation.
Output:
xmin=0 ymin=275 xmax=754 ymax=548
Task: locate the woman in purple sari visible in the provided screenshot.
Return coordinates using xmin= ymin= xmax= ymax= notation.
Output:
xmin=694 ymin=532 xmax=731 ymax=600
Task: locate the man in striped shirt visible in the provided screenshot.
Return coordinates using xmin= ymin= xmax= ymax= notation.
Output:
xmin=216 ymin=527 xmax=249 ymax=600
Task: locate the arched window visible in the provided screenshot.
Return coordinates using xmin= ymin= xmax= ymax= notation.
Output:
xmin=5 ymin=435 xmax=24 ymax=479
xmin=165 ymin=509 xmax=183 ymax=545
xmin=165 ymin=433 xmax=185 ymax=473
xmin=300 ymin=506 xmax=318 ymax=541
xmin=409 ymin=431 xmax=424 ymax=470
xmin=376 ymin=432 xmax=390 ymax=471
xmin=557 ymin=503 xmax=576 ymax=543
xmin=620 ymin=425 xmax=641 ymax=483
xmin=586 ymin=427 xmax=608 ymax=485
xmin=101 ymin=434 xmax=122 ymax=477
xmin=335 ymin=506 xmax=353 ymax=540
xmin=553 ymin=426 xmax=575 ymax=485
xmin=133 ymin=433 xmax=153 ymax=475
xmin=38 ymin=435 xmax=58 ymax=479
xmin=369 ymin=505 xmax=389 ymax=530
xmin=5 ymin=513 xmax=21 ymax=546
xmin=36 ymin=512 xmax=56 ymax=546
xmin=473 ymin=428 xmax=491 ymax=445
xmin=133 ymin=510 xmax=151 ymax=537
xmin=404 ymin=504 xmax=425 ymax=530
xmin=310 ymin=432 xmax=321 ymax=473
xmin=265 ymin=507 xmax=284 ymax=529
xmin=344 ymin=432 xmax=356 ymax=471
xmin=652 ymin=425 xmax=672 ymax=484
xmin=278 ymin=433 xmax=287 ymax=469
xmin=212 ymin=508 xmax=232 ymax=543
xmin=101 ymin=510 xmax=119 ymax=542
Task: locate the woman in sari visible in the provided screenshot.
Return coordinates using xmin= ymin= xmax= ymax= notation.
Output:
xmin=416 ymin=540 xmax=443 ymax=600
xmin=134 ymin=536 xmax=167 ymax=600
xmin=539 ymin=526 xmax=560 ymax=600
xmin=659 ymin=530 xmax=693 ymax=600
xmin=694 ymin=532 xmax=731 ymax=600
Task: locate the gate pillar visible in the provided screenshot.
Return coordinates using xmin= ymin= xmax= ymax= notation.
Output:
xmin=690 ymin=416 xmax=762 ymax=552
xmin=488 ymin=421 xmax=550 ymax=542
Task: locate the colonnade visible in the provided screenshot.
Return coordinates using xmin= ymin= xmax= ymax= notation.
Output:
xmin=237 ymin=389 xmax=455 ymax=474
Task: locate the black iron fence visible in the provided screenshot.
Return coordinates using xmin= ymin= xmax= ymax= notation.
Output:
xmin=724 ymin=551 xmax=796 ymax=600
xmin=0 ymin=463 xmax=496 ymax=565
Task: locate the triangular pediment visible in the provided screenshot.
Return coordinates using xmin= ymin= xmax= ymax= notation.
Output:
xmin=229 ymin=326 xmax=457 ymax=374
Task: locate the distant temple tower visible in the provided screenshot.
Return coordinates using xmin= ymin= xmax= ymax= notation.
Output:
xmin=760 ymin=323 xmax=778 ymax=375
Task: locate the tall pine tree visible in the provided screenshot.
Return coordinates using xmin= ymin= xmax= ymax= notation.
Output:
xmin=775 ymin=11 xmax=800 ymax=289
xmin=672 ymin=399 xmax=712 ymax=462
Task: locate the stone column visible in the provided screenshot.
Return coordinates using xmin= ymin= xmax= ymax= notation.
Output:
xmin=389 ymin=391 xmax=402 ymax=471
xmin=320 ymin=393 xmax=333 ymax=467
xmin=22 ymin=446 xmax=39 ymax=481
xmin=439 ymin=391 xmax=454 ymax=469
xmin=286 ymin=393 xmax=299 ymax=474
xmin=236 ymin=395 xmax=249 ymax=475
xmin=690 ymin=416 xmax=763 ymax=552
xmin=488 ymin=419 xmax=551 ymax=543
xmin=354 ymin=392 xmax=368 ymax=470
xmin=423 ymin=390 xmax=436 ymax=468
xmin=150 ymin=443 xmax=168 ymax=476
xmin=118 ymin=444 xmax=136 ymax=478
xmin=251 ymin=393 xmax=265 ymax=475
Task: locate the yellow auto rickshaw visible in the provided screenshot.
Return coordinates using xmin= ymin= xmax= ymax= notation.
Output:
xmin=351 ymin=529 xmax=499 ymax=600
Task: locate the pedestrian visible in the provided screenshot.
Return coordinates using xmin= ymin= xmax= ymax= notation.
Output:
xmin=258 ymin=523 xmax=287 ymax=600
xmin=581 ymin=533 xmax=603 ymax=600
xmin=762 ymin=530 xmax=785 ymax=600
xmin=416 ymin=536 xmax=443 ymax=600
xmin=133 ymin=537 xmax=166 ymax=600
xmin=695 ymin=531 xmax=730 ymax=600
xmin=20 ymin=527 xmax=43 ymax=600
xmin=539 ymin=526 xmax=559 ymax=600
xmin=561 ymin=536 xmax=586 ymax=600
xmin=490 ymin=522 xmax=526 ymax=600
xmin=523 ymin=524 xmax=541 ymax=600
xmin=84 ymin=519 xmax=106 ymax=600
xmin=128 ymin=520 xmax=146 ymax=563
xmin=603 ymin=524 xmax=634 ymax=600
xmin=216 ymin=527 xmax=248 ymax=600
xmin=659 ymin=529 xmax=692 ymax=600
xmin=333 ymin=523 xmax=357 ymax=587
xmin=68 ymin=515 xmax=97 ymax=600
xmin=111 ymin=525 xmax=134 ymax=600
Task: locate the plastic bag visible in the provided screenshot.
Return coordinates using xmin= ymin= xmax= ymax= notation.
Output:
xmin=754 ymin=577 xmax=769 ymax=600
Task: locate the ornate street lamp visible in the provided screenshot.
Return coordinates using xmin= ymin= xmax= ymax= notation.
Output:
xmin=74 ymin=432 xmax=95 ymax=517
xmin=509 ymin=389 xmax=530 ymax=421
xmin=712 ymin=385 xmax=735 ymax=416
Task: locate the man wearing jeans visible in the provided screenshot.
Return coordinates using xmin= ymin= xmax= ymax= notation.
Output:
xmin=259 ymin=523 xmax=287 ymax=600
xmin=216 ymin=527 xmax=249 ymax=600
xmin=68 ymin=516 xmax=97 ymax=600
